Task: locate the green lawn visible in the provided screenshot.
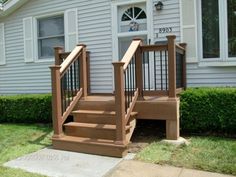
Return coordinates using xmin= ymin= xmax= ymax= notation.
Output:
xmin=136 ymin=136 xmax=236 ymax=175
xmin=0 ymin=124 xmax=52 ymax=177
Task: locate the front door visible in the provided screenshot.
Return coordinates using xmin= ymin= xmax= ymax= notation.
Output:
xmin=115 ymin=2 xmax=153 ymax=89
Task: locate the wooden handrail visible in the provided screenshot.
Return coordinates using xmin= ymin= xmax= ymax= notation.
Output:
xmin=50 ymin=44 xmax=88 ymax=139
xmin=121 ymin=40 xmax=141 ymax=70
xmin=140 ymin=44 xmax=168 ymax=52
xmin=175 ymin=44 xmax=185 ymax=51
xmin=60 ymin=45 xmax=83 ymax=76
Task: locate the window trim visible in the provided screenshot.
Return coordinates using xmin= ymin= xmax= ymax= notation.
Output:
xmin=198 ymin=0 xmax=236 ymax=65
xmin=33 ymin=12 xmax=65 ymax=62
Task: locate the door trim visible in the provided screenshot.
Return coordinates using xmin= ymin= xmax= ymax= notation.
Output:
xmin=111 ymin=0 xmax=154 ymax=90
xmin=111 ymin=0 xmax=153 ymax=62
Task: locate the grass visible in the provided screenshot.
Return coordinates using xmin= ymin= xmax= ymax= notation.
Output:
xmin=0 ymin=124 xmax=53 ymax=177
xmin=136 ymin=136 xmax=236 ymax=175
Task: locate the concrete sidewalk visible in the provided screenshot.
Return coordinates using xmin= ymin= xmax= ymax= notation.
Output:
xmin=4 ymin=148 xmax=235 ymax=177
xmin=105 ymin=160 xmax=235 ymax=177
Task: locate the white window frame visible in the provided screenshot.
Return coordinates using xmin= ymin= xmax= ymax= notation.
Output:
xmin=33 ymin=12 xmax=65 ymax=62
xmin=198 ymin=0 xmax=236 ymax=66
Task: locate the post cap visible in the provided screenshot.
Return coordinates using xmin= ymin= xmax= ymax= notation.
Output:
xmin=54 ymin=46 xmax=64 ymax=50
xmin=77 ymin=44 xmax=87 ymax=47
xmin=166 ymin=35 xmax=176 ymax=40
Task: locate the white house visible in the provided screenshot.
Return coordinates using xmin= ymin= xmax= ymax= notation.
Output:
xmin=0 ymin=0 xmax=235 ymax=95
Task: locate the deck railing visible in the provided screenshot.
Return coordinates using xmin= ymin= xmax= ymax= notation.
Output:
xmin=113 ymin=35 xmax=186 ymax=144
xmin=139 ymin=35 xmax=186 ymax=97
xmin=50 ymin=44 xmax=88 ymax=138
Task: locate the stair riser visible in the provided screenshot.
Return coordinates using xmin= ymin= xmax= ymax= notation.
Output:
xmin=65 ymin=126 xmax=116 ymax=140
xmin=77 ymin=101 xmax=115 ymax=111
xmin=52 ymin=140 xmax=127 ymax=158
xmin=73 ymin=114 xmax=116 ymax=124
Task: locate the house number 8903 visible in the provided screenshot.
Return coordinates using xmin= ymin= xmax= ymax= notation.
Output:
xmin=159 ymin=27 xmax=172 ymax=33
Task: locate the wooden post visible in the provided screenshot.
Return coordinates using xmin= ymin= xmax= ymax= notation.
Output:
xmin=78 ymin=44 xmax=88 ymax=97
xmin=167 ymin=35 xmax=177 ymax=98
xmin=134 ymin=39 xmax=144 ymax=100
xmin=113 ymin=62 xmax=126 ymax=145
xmin=54 ymin=47 xmax=63 ymax=65
xmin=50 ymin=65 xmax=63 ymax=138
xmin=180 ymin=43 xmax=187 ymax=90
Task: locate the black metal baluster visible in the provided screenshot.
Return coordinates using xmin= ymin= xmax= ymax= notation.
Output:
xmin=143 ymin=52 xmax=146 ymax=90
xmin=67 ymin=71 xmax=70 ymax=107
xmin=70 ymin=65 xmax=73 ymax=101
xmin=148 ymin=51 xmax=150 ymax=90
xmin=132 ymin=57 xmax=135 ymax=96
xmin=125 ymin=72 xmax=127 ymax=112
xmin=160 ymin=51 xmax=163 ymax=90
xmin=77 ymin=60 xmax=81 ymax=90
xmin=154 ymin=51 xmax=156 ymax=90
xmin=129 ymin=61 xmax=132 ymax=105
xmin=127 ymin=66 xmax=130 ymax=112
xmin=74 ymin=61 xmax=76 ymax=95
xmin=165 ymin=50 xmax=168 ymax=90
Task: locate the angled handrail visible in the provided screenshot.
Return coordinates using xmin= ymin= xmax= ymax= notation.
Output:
xmin=121 ymin=40 xmax=141 ymax=70
xmin=50 ymin=44 xmax=88 ymax=138
xmin=113 ymin=39 xmax=142 ymax=144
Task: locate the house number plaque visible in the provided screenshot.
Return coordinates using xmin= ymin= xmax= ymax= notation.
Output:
xmin=159 ymin=27 xmax=172 ymax=33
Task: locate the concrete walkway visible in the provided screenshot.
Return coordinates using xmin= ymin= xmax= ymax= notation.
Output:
xmin=4 ymin=149 xmax=235 ymax=177
xmin=105 ymin=160 xmax=235 ymax=177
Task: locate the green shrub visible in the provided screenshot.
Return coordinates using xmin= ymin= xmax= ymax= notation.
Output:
xmin=0 ymin=94 xmax=52 ymax=123
xmin=180 ymin=88 xmax=236 ymax=134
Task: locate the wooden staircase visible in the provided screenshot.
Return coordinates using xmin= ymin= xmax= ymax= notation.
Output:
xmin=52 ymin=96 xmax=137 ymax=157
xmin=50 ymin=36 xmax=186 ymax=158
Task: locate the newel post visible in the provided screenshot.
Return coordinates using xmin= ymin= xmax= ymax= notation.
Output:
xmin=50 ymin=65 xmax=63 ymax=138
xmin=113 ymin=62 xmax=126 ymax=145
xmin=134 ymin=38 xmax=144 ymax=100
xmin=54 ymin=47 xmax=63 ymax=65
xmin=78 ymin=44 xmax=88 ymax=97
xmin=167 ymin=35 xmax=177 ymax=98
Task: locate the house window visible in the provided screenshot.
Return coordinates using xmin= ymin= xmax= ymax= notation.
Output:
xmin=37 ymin=15 xmax=64 ymax=59
xmin=119 ymin=5 xmax=147 ymax=33
xmin=228 ymin=0 xmax=236 ymax=57
xmin=200 ymin=0 xmax=236 ymax=60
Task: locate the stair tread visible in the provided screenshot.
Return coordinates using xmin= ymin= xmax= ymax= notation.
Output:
xmin=71 ymin=110 xmax=138 ymax=116
xmin=53 ymin=135 xmax=126 ymax=147
xmin=71 ymin=110 xmax=116 ymax=115
xmin=64 ymin=122 xmax=131 ymax=130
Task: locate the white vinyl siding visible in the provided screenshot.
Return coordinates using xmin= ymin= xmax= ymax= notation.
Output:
xmin=153 ymin=0 xmax=181 ymax=43
xmin=0 ymin=0 xmax=113 ymax=94
xmin=65 ymin=8 xmax=78 ymax=51
xmin=0 ymin=23 xmax=5 ymax=65
xmin=23 ymin=17 xmax=34 ymax=62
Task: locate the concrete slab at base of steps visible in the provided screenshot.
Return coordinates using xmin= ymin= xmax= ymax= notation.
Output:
xmin=4 ymin=147 xmax=135 ymax=177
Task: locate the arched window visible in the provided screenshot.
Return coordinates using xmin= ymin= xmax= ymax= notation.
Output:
xmin=119 ymin=6 xmax=147 ymax=32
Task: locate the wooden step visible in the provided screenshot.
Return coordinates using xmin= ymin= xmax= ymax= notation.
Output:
xmin=64 ymin=122 xmax=131 ymax=140
xmin=71 ymin=110 xmax=116 ymax=124
xmin=52 ymin=136 xmax=127 ymax=157
xmin=76 ymin=97 xmax=115 ymax=111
